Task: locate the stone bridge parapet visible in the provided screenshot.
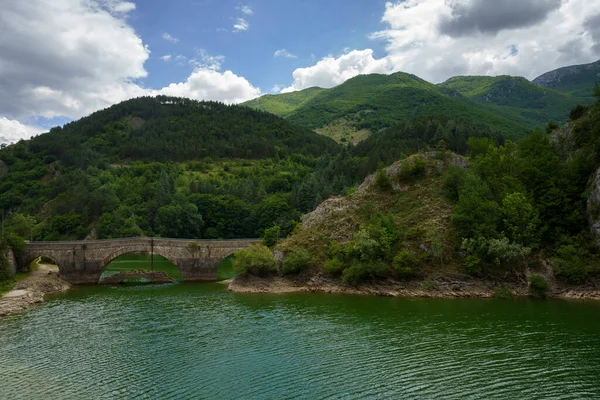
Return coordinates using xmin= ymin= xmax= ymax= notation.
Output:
xmin=25 ymin=237 xmax=259 ymax=284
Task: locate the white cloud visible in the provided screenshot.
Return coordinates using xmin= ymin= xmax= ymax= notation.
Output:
xmin=238 ymin=5 xmax=253 ymax=15
xmin=280 ymin=0 xmax=600 ymax=91
xmin=281 ymin=49 xmax=392 ymax=93
xmin=233 ymin=18 xmax=249 ymax=32
xmin=270 ymin=84 xmax=284 ymax=94
xmin=189 ymin=49 xmax=225 ymax=71
xmin=274 ymin=49 xmax=298 ymax=59
xmin=161 ymin=55 xmax=172 ymax=61
xmin=155 ymin=69 xmax=261 ymax=104
xmin=162 ymin=32 xmax=179 ymax=43
xmin=0 ymin=118 xmax=45 ymax=144
xmin=0 ymin=0 xmax=149 ymax=120
xmin=371 ymin=0 xmax=600 ymax=83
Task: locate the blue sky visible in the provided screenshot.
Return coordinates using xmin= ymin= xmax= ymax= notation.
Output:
xmin=135 ymin=0 xmax=388 ymax=92
xmin=1 ymin=0 xmax=599 ymax=143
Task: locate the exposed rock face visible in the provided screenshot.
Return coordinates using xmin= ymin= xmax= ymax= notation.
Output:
xmin=533 ymin=60 xmax=600 ymax=89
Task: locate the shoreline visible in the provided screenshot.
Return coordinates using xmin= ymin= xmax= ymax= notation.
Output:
xmin=0 ymin=264 xmax=70 ymax=317
xmin=228 ymin=274 xmax=600 ymax=300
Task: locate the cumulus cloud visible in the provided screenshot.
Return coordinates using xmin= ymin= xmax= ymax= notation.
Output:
xmin=161 ymin=55 xmax=172 ymax=61
xmin=281 ymin=49 xmax=392 ymax=93
xmin=585 ymin=13 xmax=600 ymax=56
xmin=369 ymin=0 xmax=600 ymax=83
xmin=162 ymin=32 xmax=179 ymax=43
xmin=0 ymin=118 xmax=45 ymax=144
xmin=0 ymin=0 xmax=149 ymax=120
xmin=233 ymin=18 xmax=249 ymax=32
xmin=438 ymin=0 xmax=561 ymax=37
xmin=274 ymin=49 xmax=298 ymax=59
xmin=155 ymin=69 xmax=261 ymax=104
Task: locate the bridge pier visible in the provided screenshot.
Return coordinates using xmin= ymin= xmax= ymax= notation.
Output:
xmin=24 ymin=237 xmax=259 ymax=285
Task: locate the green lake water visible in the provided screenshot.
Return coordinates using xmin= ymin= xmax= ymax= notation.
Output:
xmin=0 ymin=258 xmax=599 ymax=399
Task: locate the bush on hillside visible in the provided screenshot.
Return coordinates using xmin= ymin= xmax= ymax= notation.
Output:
xmin=262 ymin=225 xmax=281 ymax=248
xmin=232 ymin=244 xmax=278 ymax=277
xmin=550 ymin=245 xmax=590 ymax=284
xmin=342 ymin=261 xmax=388 ymax=286
xmin=393 ymin=250 xmax=418 ymax=277
xmin=397 ymin=156 xmax=427 ymax=182
xmin=528 ymin=275 xmax=548 ymax=298
xmin=282 ymin=249 xmax=311 ymax=275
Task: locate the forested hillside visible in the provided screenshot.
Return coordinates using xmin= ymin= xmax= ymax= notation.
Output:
xmin=439 ymin=75 xmax=593 ymax=128
xmin=0 ymin=96 xmax=341 ymax=241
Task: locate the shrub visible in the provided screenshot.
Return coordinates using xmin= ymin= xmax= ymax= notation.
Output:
xmin=262 ymin=225 xmax=281 ymax=248
xmin=398 ymin=156 xmax=426 ymax=182
xmin=282 ymin=249 xmax=311 ymax=275
xmin=341 ymin=261 xmax=388 ymax=286
xmin=393 ymin=250 xmax=418 ymax=277
xmin=550 ymin=245 xmax=589 ymax=284
xmin=442 ymin=164 xmax=466 ymax=202
xmin=374 ymin=165 xmax=392 ymax=191
xmin=232 ymin=244 xmax=278 ymax=277
xmin=492 ymin=285 xmax=514 ymax=299
xmin=528 ymin=275 xmax=548 ymax=298
xmin=324 ymin=257 xmax=345 ymax=274
xmin=569 ymin=104 xmax=588 ymax=121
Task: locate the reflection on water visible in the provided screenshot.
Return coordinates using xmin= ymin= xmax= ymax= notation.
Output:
xmin=0 ymin=283 xmax=599 ymax=399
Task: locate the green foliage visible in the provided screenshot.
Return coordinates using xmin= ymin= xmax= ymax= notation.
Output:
xmin=528 ymin=275 xmax=549 ymax=298
xmin=374 ymin=165 xmax=392 ymax=191
xmin=156 ymin=201 xmax=203 ymax=238
xmin=341 ymin=261 xmax=388 ymax=286
xmin=442 ymin=75 xmax=594 ymax=130
xmin=462 ymin=237 xmax=530 ymax=272
xmin=452 ymin=173 xmax=500 ymax=239
xmin=569 ymin=105 xmax=588 ymax=121
xmin=420 ymin=277 xmax=437 ymax=291
xmin=397 ymin=156 xmax=427 ymax=182
xmin=501 ymin=192 xmax=541 ymax=247
xmin=232 ymin=244 xmax=278 ymax=277
xmin=262 ymin=226 xmax=281 ymax=248
xmin=492 ymin=285 xmax=514 ymax=299
xmin=550 ymin=245 xmax=590 ymax=284
xmin=393 ymin=250 xmax=418 ymax=277
xmin=546 ymin=121 xmax=560 ymax=134
xmin=594 ymin=82 xmax=600 ymax=99
xmin=282 ymin=249 xmax=311 ymax=275
xmin=442 ymin=164 xmax=467 ymax=202
xmin=324 ymin=257 xmax=345 ymax=274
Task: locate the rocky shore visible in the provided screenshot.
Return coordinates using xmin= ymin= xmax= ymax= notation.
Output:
xmin=0 ymin=265 xmax=70 ymax=317
xmin=228 ymin=273 xmax=600 ymax=300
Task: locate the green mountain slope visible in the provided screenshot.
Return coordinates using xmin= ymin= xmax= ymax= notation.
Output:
xmin=0 ymin=96 xmax=341 ymax=241
xmin=439 ymin=75 xmax=593 ymax=128
xmin=244 ymin=72 xmax=529 ymax=141
xmin=242 ymin=87 xmax=325 ymax=117
xmin=533 ymin=59 xmax=600 ymax=96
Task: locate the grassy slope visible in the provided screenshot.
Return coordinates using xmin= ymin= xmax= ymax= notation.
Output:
xmin=440 ymin=75 xmax=594 ymax=128
xmin=278 ymin=153 xmax=463 ymax=276
xmin=242 ymin=87 xmax=325 ymax=117
xmin=245 ymin=72 xmax=529 ymax=140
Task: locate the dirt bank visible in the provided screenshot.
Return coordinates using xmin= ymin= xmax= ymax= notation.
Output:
xmin=0 ymin=264 xmax=70 ymax=317
xmin=228 ymin=273 xmax=600 ymax=300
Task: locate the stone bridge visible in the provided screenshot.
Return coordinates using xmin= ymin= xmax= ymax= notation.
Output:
xmin=24 ymin=237 xmax=259 ymax=284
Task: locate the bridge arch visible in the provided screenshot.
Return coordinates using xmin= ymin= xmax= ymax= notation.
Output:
xmin=24 ymin=238 xmax=260 ymax=284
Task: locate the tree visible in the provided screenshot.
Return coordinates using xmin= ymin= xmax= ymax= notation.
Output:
xmin=594 ymin=82 xmax=600 ymax=99
xmin=232 ymin=244 xmax=277 ymax=276
xmin=501 ymin=192 xmax=541 ymax=248
xmin=156 ymin=202 xmax=204 ymax=238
